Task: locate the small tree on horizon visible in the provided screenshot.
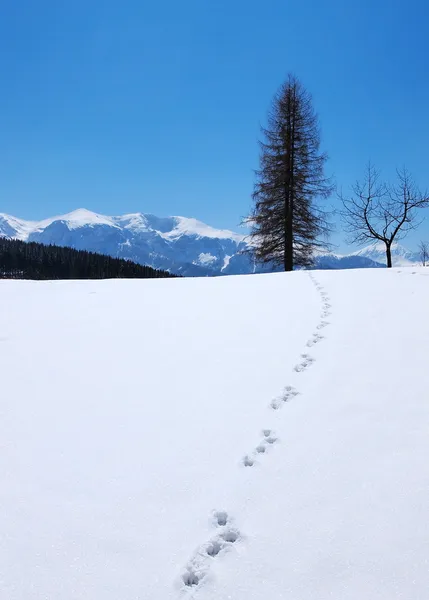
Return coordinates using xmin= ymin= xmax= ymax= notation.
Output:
xmin=247 ymin=74 xmax=333 ymax=271
xmin=418 ymin=240 xmax=429 ymax=266
xmin=339 ymin=163 xmax=429 ymax=268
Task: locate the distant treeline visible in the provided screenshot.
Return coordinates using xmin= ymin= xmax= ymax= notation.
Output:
xmin=0 ymin=237 xmax=175 ymax=280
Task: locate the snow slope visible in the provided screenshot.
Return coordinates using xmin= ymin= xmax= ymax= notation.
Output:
xmin=1 ymin=268 xmax=429 ymax=599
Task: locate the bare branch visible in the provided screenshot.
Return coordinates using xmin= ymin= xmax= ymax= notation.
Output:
xmin=339 ymin=163 xmax=429 ymax=267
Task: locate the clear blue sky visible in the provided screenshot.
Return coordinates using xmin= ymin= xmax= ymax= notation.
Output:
xmin=1 ymin=0 xmax=428 ymax=251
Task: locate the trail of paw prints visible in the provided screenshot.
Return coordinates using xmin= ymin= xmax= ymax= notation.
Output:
xmin=294 ymin=353 xmax=315 ymax=372
xmin=178 ymin=274 xmax=332 ymax=594
xmin=181 ymin=511 xmax=241 ymax=591
xmin=397 ymin=269 xmax=429 ymax=277
xmin=306 ymin=332 xmax=324 ymax=347
xmin=270 ymin=385 xmax=299 ymax=410
xmin=241 ymin=429 xmax=279 ymax=467
xmin=307 ymin=273 xmax=332 ymax=336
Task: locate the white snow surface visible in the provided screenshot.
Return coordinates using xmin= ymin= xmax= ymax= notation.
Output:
xmin=1 ymin=268 xmax=429 ymax=599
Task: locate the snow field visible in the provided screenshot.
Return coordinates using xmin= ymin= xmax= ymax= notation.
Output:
xmin=1 ymin=268 xmax=428 ymax=599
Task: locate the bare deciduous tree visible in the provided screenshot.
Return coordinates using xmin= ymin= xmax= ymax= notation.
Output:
xmin=418 ymin=240 xmax=429 ymax=266
xmin=339 ymin=163 xmax=429 ymax=268
xmin=247 ymin=74 xmax=333 ymax=271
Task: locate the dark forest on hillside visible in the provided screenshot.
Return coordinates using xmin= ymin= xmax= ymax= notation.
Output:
xmin=0 ymin=237 xmax=175 ymax=280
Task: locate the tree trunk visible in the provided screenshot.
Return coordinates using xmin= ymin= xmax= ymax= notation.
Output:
xmin=284 ymin=196 xmax=293 ymax=271
xmin=386 ymin=243 xmax=392 ymax=268
xmin=283 ymin=92 xmax=295 ymax=272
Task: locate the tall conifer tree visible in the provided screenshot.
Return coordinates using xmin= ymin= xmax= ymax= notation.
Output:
xmin=249 ymin=74 xmax=332 ymax=270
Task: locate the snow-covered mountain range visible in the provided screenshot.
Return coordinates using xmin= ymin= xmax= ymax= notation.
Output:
xmin=0 ymin=208 xmax=421 ymax=274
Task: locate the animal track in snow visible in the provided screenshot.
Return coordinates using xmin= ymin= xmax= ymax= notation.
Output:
xmin=182 ymin=569 xmax=201 ymax=587
xmin=265 ymin=435 xmax=277 ymax=444
xmin=220 ymin=529 xmax=239 ymax=544
xmin=243 ymin=455 xmax=254 ymax=467
xmin=294 ymin=353 xmax=315 ymax=372
xmin=243 ymin=426 xmax=280 ymax=471
xmin=181 ymin=512 xmax=241 ymax=590
xmin=270 ymin=397 xmax=283 ymax=410
xmin=181 ymin=273 xmax=331 ymax=593
xmin=270 ymin=385 xmax=298 ymax=409
xmin=213 ymin=511 xmax=228 ymax=527
xmin=255 ymin=430 xmax=278 ymax=453
xmin=309 ymin=274 xmax=332 ymax=333
xmin=206 ymin=540 xmax=223 ymax=557
xmin=306 ymin=333 xmax=324 ymax=347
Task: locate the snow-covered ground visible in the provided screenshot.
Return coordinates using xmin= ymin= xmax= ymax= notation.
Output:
xmin=1 ymin=268 xmax=428 ymax=599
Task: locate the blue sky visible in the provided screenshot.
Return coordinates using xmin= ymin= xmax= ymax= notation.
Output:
xmin=0 ymin=0 xmax=428 ymax=251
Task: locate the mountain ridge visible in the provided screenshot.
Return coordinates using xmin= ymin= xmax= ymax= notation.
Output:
xmin=0 ymin=208 xmax=421 ymax=274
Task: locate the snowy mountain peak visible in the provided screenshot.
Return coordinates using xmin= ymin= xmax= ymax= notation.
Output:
xmin=0 ymin=208 xmax=250 ymax=276
xmin=0 ymin=209 xmax=244 ymax=242
xmin=0 ymin=213 xmax=50 ymax=240
xmin=50 ymin=208 xmax=118 ymax=230
xmin=351 ymin=241 xmax=419 ymax=266
xmin=0 ymin=207 xmax=422 ymax=274
xmin=164 ymin=216 xmax=245 ymax=242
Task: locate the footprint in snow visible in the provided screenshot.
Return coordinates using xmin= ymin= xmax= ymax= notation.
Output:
xmin=220 ymin=529 xmax=240 ymax=543
xmin=270 ymin=386 xmax=298 ymax=409
xmin=183 ymin=569 xmax=201 ymax=587
xmin=255 ymin=431 xmax=278 ymax=453
xmin=243 ymin=455 xmax=254 ymax=467
xmin=294 ymin=354 xmax=315 ymax=372
xmin=206 ymin=540 xmax=223 ymax=557
xmin=307 ymin=333 xmax=324 ymax=347
xmin=270 ymin=397 xmax=283 ymax=410
xmin=213 ymin=511 xmax=228 ymax=527
xmin=181 ymin=512 xmax=241 ymax=588
xmin=264 ymin=435 xmax=277 ymax=444
xmin=284 ymin=384 xmax=299 ymax=394
xmin=317 ymin=321 xmax=329 ymax=330
xmin=205 ymin=529 xmax=240 ymax=557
